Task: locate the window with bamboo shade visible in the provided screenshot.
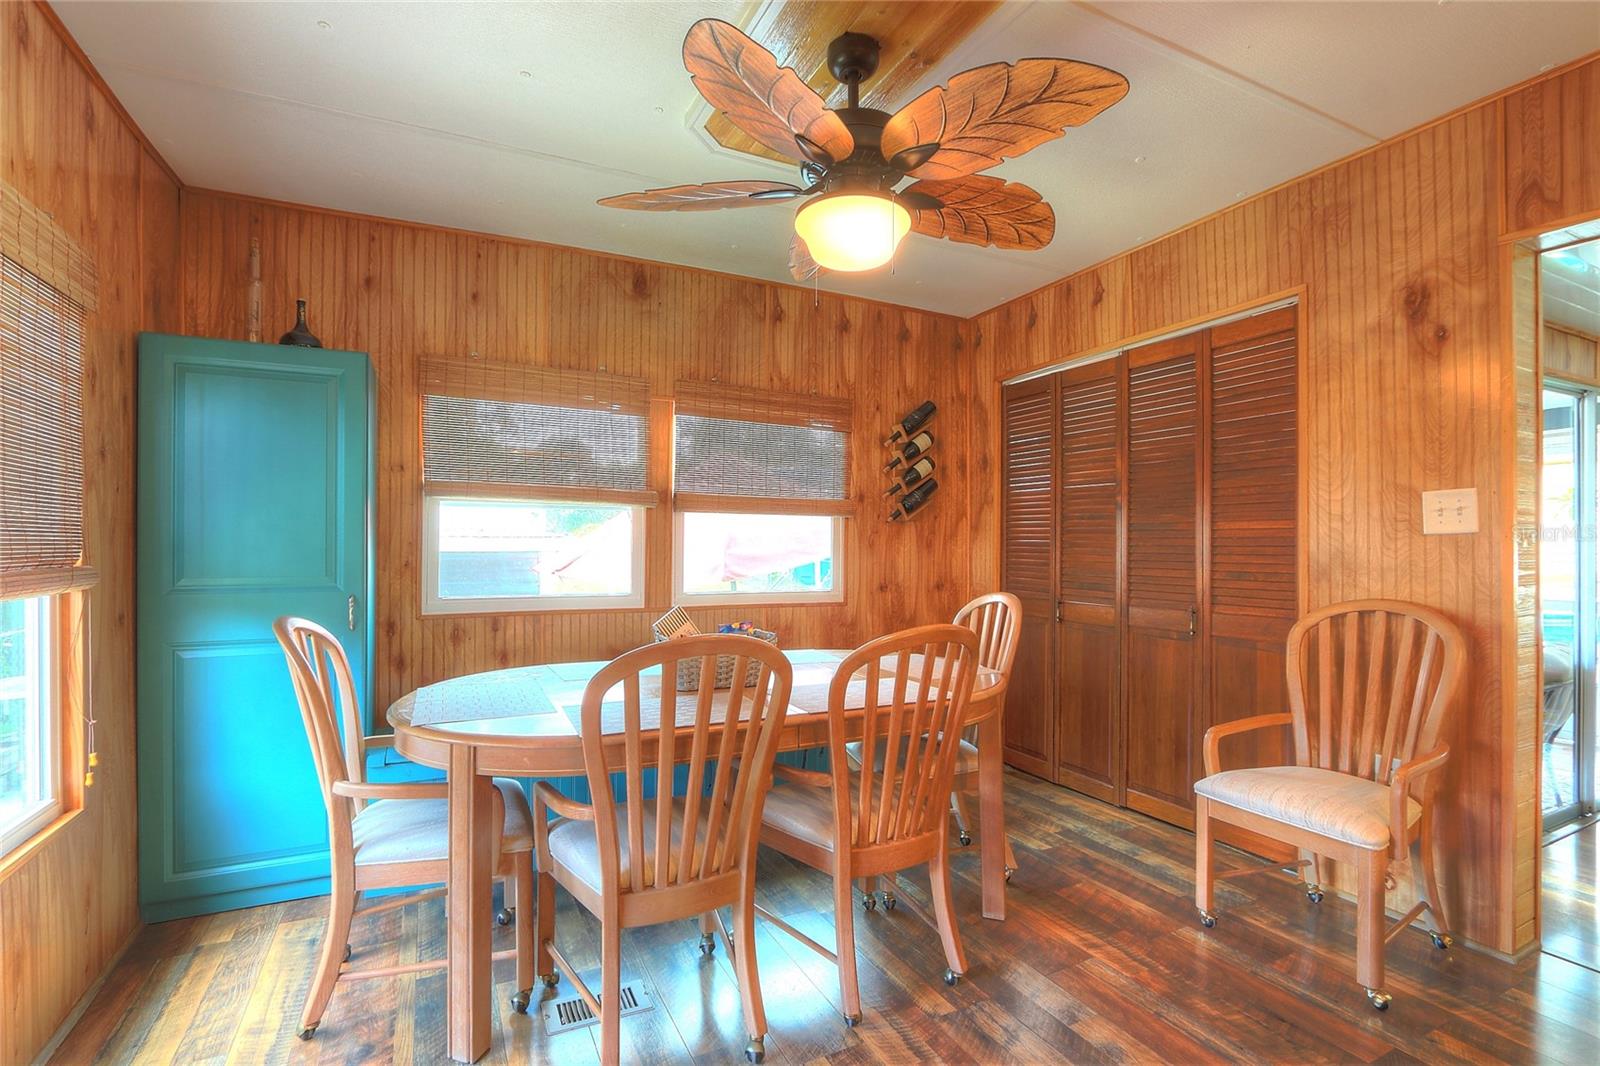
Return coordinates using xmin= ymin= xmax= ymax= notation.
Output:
xmin=671 ymin=381 xmax=852 ymax=605
xmin=418 ymin=358 xmax=653 ymax=613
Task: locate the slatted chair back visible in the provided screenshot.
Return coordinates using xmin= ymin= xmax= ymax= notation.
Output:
xmin=953 ymin=592 xmax=1020 ymax=744
xmin=580 ymin=635 xmax=793 ymax=895
xmin=828 ymin=625 xmax=980 ymax=851
xmin=273 ymin=616 xmax=370 ymax=837
xmin=1285 ymin=600 xmax=1467 ymax=787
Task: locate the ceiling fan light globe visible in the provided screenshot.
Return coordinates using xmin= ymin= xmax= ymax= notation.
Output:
xmin=793 ymin=194 xmax=911 ymax=272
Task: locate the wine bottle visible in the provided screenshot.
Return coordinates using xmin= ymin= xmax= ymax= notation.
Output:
xmin=882 ymin=431 xmax=934 ymax=472
xmin=888 ymin=478 xmax=938 ymax=521
xmin=883 ymin=400 xmax=937 ymax=447
xmin=882 ymin=457 xmax=935 ymax=496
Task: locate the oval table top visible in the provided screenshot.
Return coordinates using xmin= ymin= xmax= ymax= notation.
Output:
xmin=387 ymin=647 xmax=1003 ymax=777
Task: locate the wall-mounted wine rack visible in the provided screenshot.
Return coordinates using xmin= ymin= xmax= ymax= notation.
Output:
xmin=882 ymin=399 xmax=938 ymax=521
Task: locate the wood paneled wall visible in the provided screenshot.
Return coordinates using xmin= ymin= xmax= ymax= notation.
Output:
xmin=967 ymin=55 xmax=1600 ymax=956
xmin=176 ymin=191 xmax=975 ymax=716
xmin=0 ymin=3 xmax=181 ymax=1061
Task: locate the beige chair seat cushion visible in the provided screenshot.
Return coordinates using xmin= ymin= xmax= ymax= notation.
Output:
xmin=762 ymin=774 xmax=915 ymax=853
xmin=546 ymin=802 xmax=717 ymax=892
xmin=843 ymin=737 xmax=980 ymax=777
xmin=352 ymin=778 xmax=533 ymax=866
xmin=1195 ymin=766 xmax=1420 ymax=850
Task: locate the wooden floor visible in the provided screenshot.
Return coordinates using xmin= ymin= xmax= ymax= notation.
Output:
xmin=1543 ymin=822 xmax=1599 ymax=972
xmin=53 ymin=773 xmax=1600 ymax=1064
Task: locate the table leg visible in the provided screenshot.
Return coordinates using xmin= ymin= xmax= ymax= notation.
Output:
xmin=447 ymin=746 xmax=495 ymax=1063
xmin=977 ymin=713 xmax=1007 ymax=921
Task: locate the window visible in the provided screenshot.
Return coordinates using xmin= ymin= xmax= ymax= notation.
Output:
xmin=419 ymin=359 xmax=652 ymax=613
xmin=672 ymin=381 xmax=851 ymax=605
xmin=0 ymin=596 xmax=57 ymax=856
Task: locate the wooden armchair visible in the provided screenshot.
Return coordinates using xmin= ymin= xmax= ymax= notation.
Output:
xmin=758 ymin=625 xmax=980 ymax=1025
xmin=1193 ymin=600 xmax=1466 ymax=1010
xmin=532 ymin=635 xmax=793 ymax=1066
xmin=273 ymin=617 xmax=537 ymax=1039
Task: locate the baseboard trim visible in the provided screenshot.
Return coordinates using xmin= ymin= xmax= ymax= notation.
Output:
xmin=31 ymin=923 xmax=143 ymax=1065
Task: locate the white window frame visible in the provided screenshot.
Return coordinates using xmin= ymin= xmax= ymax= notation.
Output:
xmin=421 ymin=495 xmax=647 ymax=615
xmin=672 ymin=510 xmax=845 ymax=607
xmin=0 ymin=595 xmax=60 ymax=858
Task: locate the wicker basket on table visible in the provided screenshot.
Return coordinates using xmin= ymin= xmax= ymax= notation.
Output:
xmin=650 ymin=609 xmax=777 ymax=692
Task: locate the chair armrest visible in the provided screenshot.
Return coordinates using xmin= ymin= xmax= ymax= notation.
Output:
xmin=533 ymin=781 xmax=595 ymax=822
xmin=772 ymin=763 xmax=831 ymax=788
xmin=1390 ymin=745 xmax=1449 ymax=853
xmin=331 ymin=780 xmax=447 ymax=801
xmin=1202 ymin=713 xmax=1293 ymax=776
xmin=363 ymin=733 xmax=396 ymax=749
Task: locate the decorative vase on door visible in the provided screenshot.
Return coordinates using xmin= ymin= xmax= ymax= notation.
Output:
xmin=279 ymin=299 xmax=323 ymax=347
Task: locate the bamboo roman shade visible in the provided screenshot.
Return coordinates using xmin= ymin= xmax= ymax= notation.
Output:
xmin=1 ymin=183 xmax=95 ymax=600
xmin=673 ymin=381 xmax=852 ymax=514
xmin=419 ymin=358 xmax=652 ymax=504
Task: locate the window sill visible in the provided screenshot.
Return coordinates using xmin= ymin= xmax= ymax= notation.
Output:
xmin=0 ymin=805 xmax=81 ymax=883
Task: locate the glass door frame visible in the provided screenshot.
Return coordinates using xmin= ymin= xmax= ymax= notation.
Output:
xmin=1542 ymin=378 xmax=1599 ymax=833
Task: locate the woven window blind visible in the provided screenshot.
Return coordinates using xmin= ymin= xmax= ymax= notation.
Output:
xmin=0 ymin=255 xmax=94 ymax=599
xmin=673 ymin=381 xmax=852 ymax=515
xmin=420 ymin=358 xmax=653 ymax=504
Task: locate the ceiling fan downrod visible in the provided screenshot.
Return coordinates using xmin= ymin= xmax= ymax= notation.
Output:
xmin=827 ymin=31 xmax=881 ymax=110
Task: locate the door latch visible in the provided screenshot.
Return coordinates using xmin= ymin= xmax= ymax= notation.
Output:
xmin=348 ymin=595 xmax=358 ymax=631
xmin=1188 ymin=606 xmax=1198 ymax=638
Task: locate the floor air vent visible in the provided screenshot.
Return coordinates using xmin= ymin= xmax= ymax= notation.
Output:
xmin=541 ymin=981 xmax=653 ymax=1034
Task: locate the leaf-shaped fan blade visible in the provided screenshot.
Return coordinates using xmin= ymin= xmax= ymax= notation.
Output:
xmin=598 ymin=180 xmax=805 ymax=212
xmin=882 ymin=58 xmax=1129 ymax=180
xmin=790 ymin=235 xmax=825 ymax=282
xmin=684 ymin=19 xmax=854 ymax=165
xmin=904 ymin=176 xmax=1055 ymax=251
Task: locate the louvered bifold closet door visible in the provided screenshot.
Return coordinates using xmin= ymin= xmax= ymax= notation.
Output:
xmin=1122 ymin=334 xmax=1203 ymax=826
xmin=1054 ymin=359 xmax=1123 ymax=801
xmin=1206 ymin=308 xmax=1299 ymax=785
xmin=1000 ymin=376 xmax=1058 ymax=778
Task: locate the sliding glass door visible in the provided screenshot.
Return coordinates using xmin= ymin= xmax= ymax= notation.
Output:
xmin=1541 ymin=384 xmax=1598 ymax=830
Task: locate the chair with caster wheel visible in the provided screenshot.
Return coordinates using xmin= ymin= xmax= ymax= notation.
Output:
xmin=758 ymin=625 xmax=980 ymax=1025
xmin=533 ymin=635 xmax=793 ymax=1066
xmin=273 ymin=617 xmax=538 ymax=1040
xmin=1192 ymin=600 xmax=1466 ymax=1011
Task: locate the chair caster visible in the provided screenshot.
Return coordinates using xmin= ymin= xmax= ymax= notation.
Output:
xmin=745 ymin=1037 xmax=765 ymax=1063
xmin=943 ymin=968 xmax=962 ymax=986
xmin=342 ymin=943 xmax=352 ymax=963
xmin=881 ymin=892 xmax=897 ymax=911
xmin=540 ymin=972 xmax=560 ymax=988
xmin=699 ymin=933 xmax=717 ymax=957
xmin=958 ymin=830 xmax=972 ymax=846
xmin=1004 ymin=866 xmax=1015 ymax=882
xmin=1430 ymin=931 xmax=1453 ymax=950
xmin=495 ymin=907 xmax=514 ymax=926
xmin=510 ymin=989 xmax=531 ymax=1014
xmin=1198 ymin=909 xmax=1217 ymax=928
xmin=297 ymin=1026 xmax=317 ymax=1041
xmin=1306 ymin=885 xmax=1324 ymax=904
xmin=862 ymin=893 xmax=877 ymax=912
xmin=843 ymin=1012 xmax=861 ymax=1027
xmin=1366 ymin=988 xmax=1391 ymax=1011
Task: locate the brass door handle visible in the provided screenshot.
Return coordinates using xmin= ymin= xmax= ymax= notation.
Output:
xmin=1188 ymin=606 xmax=1198 ymax=638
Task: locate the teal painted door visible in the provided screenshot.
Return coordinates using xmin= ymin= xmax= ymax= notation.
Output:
xmin=137 ymin=334 xmax=373 ymax=922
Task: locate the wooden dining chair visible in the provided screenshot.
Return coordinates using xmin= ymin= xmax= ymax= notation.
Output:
xmin=757 ymin=624 xmax=980 ymax=1025
xmin=273 ymin=616 xmax=538 ymax=1039
xmin=1193 ymin=600 xmax=1466 ymax=1011
xmin=532 ymin=635 xmax=793 ymax=1066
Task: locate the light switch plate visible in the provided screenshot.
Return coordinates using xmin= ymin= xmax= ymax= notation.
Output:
xmin=1422 ymin=488 xmax=1479 ymax=534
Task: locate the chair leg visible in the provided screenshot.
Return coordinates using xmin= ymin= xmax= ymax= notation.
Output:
xmin=535 ymin=865 xmax=558 ymax=987
xmin=1003 ymin=834 xmax=1018 ymax=876
xmin=733 ymin=875 xmax=767 ymax=1063
xmin=600 ymin=913 xmax=623 ymax=1065
xmin=698 ymin=909 xmax=718 ymax=956
xmin=951 ymin=790 xmax=973 ymax=846
xmin=510 ymin=861 xmax=535 ymax=1012
xmin=833 ymin=863 xmax=862 ymax=1025
xmin=928 ymin=840 xmax=968 ymax=983
xmin=1195 ymin=797 xmax=1216 ymax=927
xmin=1306 ymin=851 xmax=1326 ymax=903
xmin=299 ymin=865 xmax=355 ymax=1038
xmin=1420 ymin=806 xmax=1452 ymax=949
xmin=1356 ymin=848 xmax=1390 ymax=1009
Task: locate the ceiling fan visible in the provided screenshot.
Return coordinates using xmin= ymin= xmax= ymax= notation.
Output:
xmin=599 ymin=19 xmax=1129 ymax=280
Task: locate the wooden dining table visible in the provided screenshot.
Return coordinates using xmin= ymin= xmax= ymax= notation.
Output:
xmin=388 ymin=647 xmax=1010 ymax=1063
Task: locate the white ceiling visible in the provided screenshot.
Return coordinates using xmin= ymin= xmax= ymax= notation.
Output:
xmin=56 ymin=1 xmax=1600 ymax=317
